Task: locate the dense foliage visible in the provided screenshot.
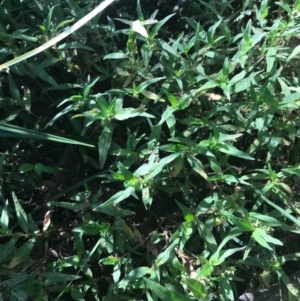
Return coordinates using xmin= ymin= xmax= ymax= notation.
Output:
xmin=1 ymin=0 xmax=300 ymax=300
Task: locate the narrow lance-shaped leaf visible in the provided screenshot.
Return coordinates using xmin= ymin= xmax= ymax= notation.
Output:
xmin=132 ymin=20 xmax=148 ymax=37
xmin=187 ymin=156 xmax=208 ymax=179
xmin=252 ymin=228 xmax=283 ymax=251
xmin=145 ymin=152 xmax=182 ymax=181
xmin=117 ymin=162 xmax=134 ymax=181
xmin=99 ymin=122 xmax=113 ymax=169
xmin=46 ymin=103 xmax=77 ymax=127
xmin=217 ymin=142 xmax=254 ymax=160
xmin=149 ymin=13 xmax=175 ymax=39
xmin=118 ymin=267 xmax=150 ymax=289
xmin=42 ymin=272 xmax=81 ymax=287
xmin=155 ymin=238 xmax=180 ymax=266
xmin=12 ymin=191 xmax=29 ymax=233
xmin=8 ymin=73 xmax=21 ymax=102
xmin=114 ymin=107 xmax=155 ymax=120
xmin=185 ymin=278 xmax=206 ymax=299
xmin=219 ymin=275 xmax=234 ymax=301
xmin=144 ymin=278 xmax=193 ymax=301
xmin=22 ymin=86 xmax=31 ymax=111
xmin=257 ymin=191 xmax=300 ymax=228
xmin=0 ymin=199 xmax=9 ymax=231
xmin=137 ymin=77 xmax=165 ymax=93
xmin=93 ymin=186 xmax=135 ymax=210
xmin=0 ymin=236 xmax=18 ymax=265
xmin=252 ymin=228 xmax=273 ymax=251
xmin=8 ymin=237 xmax=36 ymax=269
xmin=0 ymin=122 xmax=94 ymax=147
xmin=169 ymin=154 xmax=183 ymax=177
xmin=28 ymin=62 xmax=58 ymax=86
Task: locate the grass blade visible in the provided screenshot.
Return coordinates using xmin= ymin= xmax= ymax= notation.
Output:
xmin=0 ymin=122 xmax=94 ymax=147
xmin=0 ymin=0 xmax=116 ymax=70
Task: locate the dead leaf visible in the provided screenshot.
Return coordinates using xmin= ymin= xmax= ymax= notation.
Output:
xmin=8 ymin=257 xmax=21 ymax=269
xmin=43 ymin=211 xmax=52 ymax=231
xmin=208 ymin=93 xmax=222 ymax=101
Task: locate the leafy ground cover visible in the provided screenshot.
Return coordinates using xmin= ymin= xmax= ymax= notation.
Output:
xmin=1 ymin=0 xmax=300 ymax=300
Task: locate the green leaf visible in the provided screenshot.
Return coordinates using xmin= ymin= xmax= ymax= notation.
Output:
xmin=157 ymin=106 xmax=178 ymax=126
xmin=42 ymin=272 xmax=81 ymax=286
xmin=57 ymin=42 xmax=94 ymax=51
xmin=137 ymin=77 xmax=165 ymax=93
xmin=114 ymin=107 xmax=154 ymax=120
xmin=276 ymin=2 xmax=292 ymax=13
xmin=99 ymin=122 xmax=113 ymax=169
xmin=169 ymin=154 xmax=184 ymax=177
xmin=197 ymin=262 xmax=214 ymax=277
xmin=156 ymin=238 xmax=179 ymax=266
xmin=207 ymin=18 xmax=222 ymax=45
xmin=257 ymin=191 xmax=300 ymax=228
xmin=28 ymin=62 xmax=58 ymax=86
xmin=218 ymin=143 xmax=254 ymax=160
xmin=222 ymin=57 xmax=230 ymax=78
xmin=117 ymin=162 xmax=135 ymax=182
xmin=34 ymin=163 xmax=61 ymax=174
xmin=222 ymin=211 xmax=253 ymax=231
xmin=210 ymin=246 xmax=245 ymax=266
xmin=249 ymin=213 xmax=282 ymax=227
xmin=0 ymin=200 xmax=9 ymax=231
xmin=145 ymin=152 xmax=182 ymax=180
xmin=83 ymin=76 xmax=100 ymax=98
xmin=70 ymin=287 xmax=84 ymax=300
xmin=50 ymin=201 xmax=91 ymax=211
xmin=229 ymin=70 xmax=246 ymax=86
xmin=8 ymin=73 xmax=21 ymax=102
xmin=3 ymin=274 xmax=30 ymax=288
xmin=118 ymin=267 xmax=150 ymax=289
xmin=185 ymin=278 xmax=206 ymax=298
xmin=136 ymin=0 xmax=145 ymax=20
xmin=252 ymin=228 xmax=272 ymax=251
xmin=44 ymin=5 xmax=56 ymax=31
xmin=197 ymin=220 xmax=217 ymax=253
xmin=0 ymin=122 xmax=94 ymax=147
xmin=252 ymin=228 xmax=283 ymax=251
xmin=163 ymin=89 xmax=179 ymax=107
xmin=48 ymin=83 xmax=83 ymax=91
xmin=144 ymin=278 xmax=193 ymax=301
xmin=219 ymin=275 xmax=234 ymax=301
xmin=149 ymin=14 xmax=175 ymax=39
xmin=175 ymin=200 xmax=193 ymax=222
xmin=12 ymin=191 xmax=28 ymax=233
xmin=2 ymin=29 xmax=38 ymax=42
xmin=215 ymin=227 xmax=244 ymax=252
xmin=8 ymin=237 xmax=36 ymax=268
xmin=0 ymin=236 xmax=18 ymax=265
xmin=104 ymin=52 xmax=127 ymax=59
xmin=191 ymin=80 xmax=220 ymax=96
xmin=93 ymin=186 xmax=135 ymax=210
xmin=73 ymin=222 xmax=107 ymax=235
xmin=266 ymin=48 xmax=277 ymax=73
xmin=22 ymin=85 xmax=31 ymax=111
xmin=287 ymin=44 xmax=300 ymax=62
xmin=187 ymin=156 xmax=208 ymax=179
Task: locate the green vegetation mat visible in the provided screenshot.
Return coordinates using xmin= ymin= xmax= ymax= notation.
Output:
xmin=1 ymin=0 xmax=300 ymax=300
